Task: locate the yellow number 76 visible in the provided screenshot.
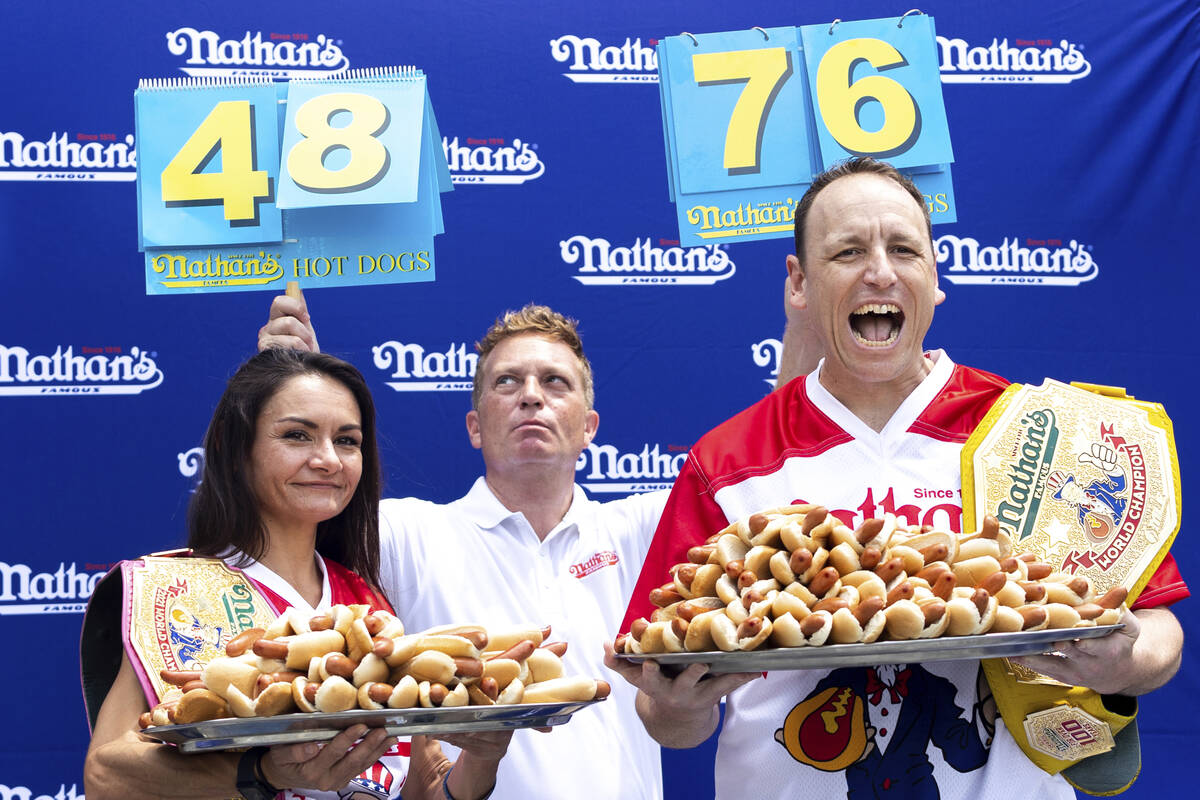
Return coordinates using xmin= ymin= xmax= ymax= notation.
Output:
xmin=692 ymin=47 xmax=791 ymax=173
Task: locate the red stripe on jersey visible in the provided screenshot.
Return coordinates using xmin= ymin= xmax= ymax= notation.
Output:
xmin=694 ymin=377 xmax=853 ymax=495
xmin=909 ymin=363 xmax=1010 ymax=442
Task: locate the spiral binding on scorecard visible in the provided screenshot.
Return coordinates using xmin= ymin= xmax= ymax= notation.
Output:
xmin=291 ymin=65 xmax=422 ymax=82
xmin=137 ymin=75 xmax=275 ymax=91
xmin=137 ymin=67 xmax=422 ymax=91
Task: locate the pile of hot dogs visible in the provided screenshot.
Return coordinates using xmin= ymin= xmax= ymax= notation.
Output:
xmin=618 ymin=505 xmax=1127 ymax=655
xmin=142 ymin=605 xmax=609 ymax=727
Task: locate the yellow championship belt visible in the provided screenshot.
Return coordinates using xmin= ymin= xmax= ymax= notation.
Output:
xmin=80 ymin=550 xmax=278 ymax=725
xmin=963 ymin=379 xmax=1181 ymax=795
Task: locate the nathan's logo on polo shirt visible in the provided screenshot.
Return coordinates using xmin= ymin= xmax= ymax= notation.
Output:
xmin=0 ymin=345 xmax=163 ymax=396
xmin=443 ymin=137 xmax=545 ymax=185
xmin=549 ymin=35 xmax=658 ymax=83
xmin=0 ymin=130 xmax=136 ymax=182
xmin=576 ymin=441 xmax=686 ymax=493
xmin=937 ymin=235 xmax=1098 ymax=286
xmin=938 ymin=35 xmax=1091 ymax=83
xmin=0 ymin=562 xmax=108 ymax=615
xmin=792 ymin=487 xmax=965 ymax=533
xmin=569 ymin=550 xmax=620 ymax=579
xmin=165 ymin=28 xmax=350 ymax=78
xmin=372 ymin=341 xmax=477 ymax=392
xmin=752 ymin=337 xmax=783 ymax=387
xmin=561 ymin=236 xmax=735 ymax=285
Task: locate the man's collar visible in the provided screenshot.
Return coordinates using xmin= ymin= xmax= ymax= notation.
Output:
xmin=456 ymin=475 xmax=588 ymax=537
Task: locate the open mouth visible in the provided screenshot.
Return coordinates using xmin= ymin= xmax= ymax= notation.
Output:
xmin=850 ymin=303 xmax=903 ymax=347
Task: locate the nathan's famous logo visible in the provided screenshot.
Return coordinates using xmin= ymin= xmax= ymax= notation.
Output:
xmin=0 ymin=345 xmax=163 ymax=396
xmin=793 ymin=487 xmax=965 ymax=533
xmin=155 ymin=577 xmax=260 ymax=670
xmin=150 ymin=250 xmax=285 ymax=290
xmin=165 ymin=28 xmax=349 ymax=78
xmin=560 ymin=235 xmax=735 ymax=285
xmin=938 ymin=35 xmax=1090 ymax=83
xmin=443 ymin=137 xmax=545 ymax=185
xmin=686 ymin=197 xmax=796 ymax=240
xmin=0 ymin=784 xmax=84 ymax=800
xmin=0 ymin=130 xmax=136 ymax=182
xmin=549 ymin=35 xmax=658 ymax=83
xmin=1050 ymin=427 xmax=1150 ymax=573
xmin=937 ymin=235 xmax=1098 ymax=286
xmin=576 ymin=441 xmax=687 ymax=494
xmin=373 ymin=341 xmax=477 ymax=392
xmin=993 ymin=408 xmax=1059 ymax=542
xmin=569 ymin=550 xmax=620 ymax=579
xmin=0 ymin=562 xmax=108 ymax=615
xmin=752 ymin=337 xmax=783 ymax=387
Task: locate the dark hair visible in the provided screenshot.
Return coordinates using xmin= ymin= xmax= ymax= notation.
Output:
xmin=471 ymin=303 xmax=594 ymax=410
xmin=187 ymin=349 xmax=383 ymax=591
xmin=792 ymin=156 xmax=933 ymax=264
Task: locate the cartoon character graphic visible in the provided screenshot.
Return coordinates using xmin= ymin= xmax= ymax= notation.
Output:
xmin=776 ymin=664 xmax=994 ymax=798
xmin=339 ymin=759 xmax=398 ymax=800
xmin=166 ymin=603 xmax=225 ymax=670
xmin=1046 ymin=442 xmax=1127 ymax=544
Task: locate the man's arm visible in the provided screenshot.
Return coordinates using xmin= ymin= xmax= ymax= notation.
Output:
xmin=84 ymin=653 xmax=393 ymax=800
xmin=258 ymin=288 xmax=320 ymax=352
xmin=1011 ymin=606 xmax=1183 ymax=696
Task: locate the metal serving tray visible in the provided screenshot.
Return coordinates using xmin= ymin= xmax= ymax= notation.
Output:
xmin=143 ymin=699 xmax=603 ymax=753
xmin=615 ymin=624 xmax=1122 ymax=674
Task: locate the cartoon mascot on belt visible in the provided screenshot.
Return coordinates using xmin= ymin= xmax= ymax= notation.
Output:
xmin=1045 ymin=442 xmax=1128 ymax=545
xmin=775 ymin=664 xmax=995 ymax=797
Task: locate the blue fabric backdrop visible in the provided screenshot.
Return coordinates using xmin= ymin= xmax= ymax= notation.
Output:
xmin=1 ymin=1 xmax=1195 ymax=797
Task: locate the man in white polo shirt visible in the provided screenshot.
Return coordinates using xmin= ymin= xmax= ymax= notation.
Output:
xmin=261 ymin=303 xmax=667 ymax=799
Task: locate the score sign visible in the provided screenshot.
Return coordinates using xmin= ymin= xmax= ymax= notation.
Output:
xmin=135 ymin=68 xmax=451 ymax=295
xmin=658 ymin=14 xmax=955 ymax=247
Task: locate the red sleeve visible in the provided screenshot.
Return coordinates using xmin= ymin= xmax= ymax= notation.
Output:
xmin=1131 ymin=552 xmax=1188 ymax=609
xmin=619 ymin=452 xmax=731 ymax=634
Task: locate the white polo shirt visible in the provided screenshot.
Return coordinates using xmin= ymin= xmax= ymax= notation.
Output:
xmin=379 ymin=478 xmax=666 ymax=800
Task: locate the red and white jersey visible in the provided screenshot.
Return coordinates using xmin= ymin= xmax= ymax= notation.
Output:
xmin=235 ymin=554 xmax=409 ymax=800
xmin=622 ymin=351 xmax=1187 ymax=800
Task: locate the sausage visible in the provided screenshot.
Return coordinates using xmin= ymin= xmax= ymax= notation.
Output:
xmin=159 ymin=669 xmax=202 ymax=687
xmin=854 ymin=518 xmax=884 ymax=545
xmin=225 ymin=628 xmax=265 ymax=657
xmin=252 ymin=638 xmax=289 ymax=660
xmin=853 ymin=597 xmax=885 ymax=626
xmin=801 ymin=507 xmax=828 ymax=534
xmin=809 ymin=566 xmax=841 ymax=597
xmin=488 ymin=639 xmax=535 ymax=663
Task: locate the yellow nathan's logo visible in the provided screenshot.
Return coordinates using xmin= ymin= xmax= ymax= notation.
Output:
xmin=686 ymin=199 xmax=795 ymax=239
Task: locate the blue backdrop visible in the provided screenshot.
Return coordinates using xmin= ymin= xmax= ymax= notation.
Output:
xmin=1 ymin=1 xmax=1195 ymax=797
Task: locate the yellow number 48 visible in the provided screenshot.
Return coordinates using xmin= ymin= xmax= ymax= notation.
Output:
xmin=160 ymin=100 xmax=271 ymax=222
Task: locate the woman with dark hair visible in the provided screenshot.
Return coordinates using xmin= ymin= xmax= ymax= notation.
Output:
xmin=84 ymin=349 xmax=508 ymax=800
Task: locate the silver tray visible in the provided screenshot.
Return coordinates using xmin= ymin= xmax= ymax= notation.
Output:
xmin=143 ymin=699 xmax=603 ymax=753
xmin=615 ymin=624 xmax=1123 ymax=673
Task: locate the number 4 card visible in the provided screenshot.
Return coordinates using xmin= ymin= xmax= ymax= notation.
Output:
xmin=136 ymin=82 xmax=282 ymax=249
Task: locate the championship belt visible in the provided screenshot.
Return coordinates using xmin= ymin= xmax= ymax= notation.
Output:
xmin=962 ymin=379 xmax=1181 ymax=795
